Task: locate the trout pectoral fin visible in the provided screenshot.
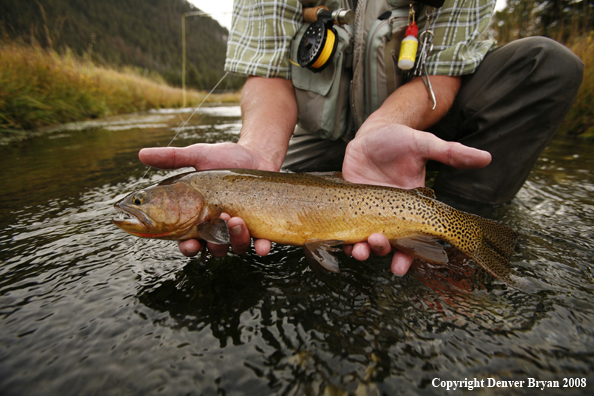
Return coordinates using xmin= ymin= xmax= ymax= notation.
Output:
xmin=304 ymin=240 xmax=344 ymax=273
xmin=196 ymin=218 xmax=231 ymax=245
xmin=390 ymin=235 xmax=448 ymax=264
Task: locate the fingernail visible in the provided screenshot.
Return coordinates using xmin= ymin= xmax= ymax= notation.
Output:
xmin=230 ymin=225 xmax=242 ymax=235
xmin=183 ymin=248 xmax=199 ymax=257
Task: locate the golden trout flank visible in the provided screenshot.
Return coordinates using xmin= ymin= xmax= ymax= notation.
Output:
xmin=113 ymin=169 xmax=518 ymax=283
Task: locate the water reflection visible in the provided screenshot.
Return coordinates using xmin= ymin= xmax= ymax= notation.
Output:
xmin=1 ymin=107 xmax=594 ymax=395
xmin=131 ymin=241 xmax=555 ymax=393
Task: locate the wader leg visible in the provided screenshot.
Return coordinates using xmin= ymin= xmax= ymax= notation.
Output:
xmin=282 ymin=126 xmax=347 ymax=172
xmin=431 ymin=37 xmax=583 ymax=205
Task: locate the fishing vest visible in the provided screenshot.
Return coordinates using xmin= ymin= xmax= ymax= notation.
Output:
xmin=291 ymin=0 xmax=416 ymax=141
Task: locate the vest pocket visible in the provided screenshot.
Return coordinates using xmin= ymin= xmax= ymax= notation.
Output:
xmin=291 ymin=24 xmax=353 ymax=141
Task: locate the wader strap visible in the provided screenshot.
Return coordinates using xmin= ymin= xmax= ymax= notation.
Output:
xmin=385 ymin=45 xmax=397 ymax=94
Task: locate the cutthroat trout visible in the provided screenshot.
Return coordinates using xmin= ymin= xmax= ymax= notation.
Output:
xmin=113 ymin=169 xmax=519 ymax=283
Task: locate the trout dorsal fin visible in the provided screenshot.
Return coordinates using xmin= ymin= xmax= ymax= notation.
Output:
xmin=305 ymin=172 xmax=352 ymax=185
xmin=304 ymin=240 xmax=344 ymax=273
xmin=390 ymin=235 xmax=448 ymax=264
xmin=412 ymin=187 xmax=437 ymax=199
xmin=196 ymin=218 xmax=231 ymax=244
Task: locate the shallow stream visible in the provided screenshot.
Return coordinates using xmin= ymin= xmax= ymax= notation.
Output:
xmin=1 ymin=107 xmax=593 ymax=395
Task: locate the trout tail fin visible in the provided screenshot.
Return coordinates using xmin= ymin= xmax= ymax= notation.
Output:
xmin=470 ymin=216 xmax=519 ymax=284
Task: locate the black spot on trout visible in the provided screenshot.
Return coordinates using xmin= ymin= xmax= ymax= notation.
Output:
xmin=113 ymin=169 xmax=519 ymax=285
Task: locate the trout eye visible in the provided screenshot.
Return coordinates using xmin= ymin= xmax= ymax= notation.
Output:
xmin=132 ymin=191 xmax=148 ymax=205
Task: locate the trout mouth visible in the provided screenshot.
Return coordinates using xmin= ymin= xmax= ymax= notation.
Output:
xmin=112 ymin=209 xmax=141 ymax=225
xmin=112 ymin=203 xmax=155 ymax=230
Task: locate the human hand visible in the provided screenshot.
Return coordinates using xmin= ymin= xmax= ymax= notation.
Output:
xmin=137 ymin=76 xmax=297 ymax=260
xmin=139 ymin=142 xmax=276 ymax=258
xmin=341 ymin=124 xmax=492 ymax=275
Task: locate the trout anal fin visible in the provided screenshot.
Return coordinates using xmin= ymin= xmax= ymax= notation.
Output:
xmin=304 ymin=240 xmax=344 ymax=273
xmin=390 ymin=235 xmax=448 ymax=264
xmin=196 ymin=218 xmax=231 ymax=245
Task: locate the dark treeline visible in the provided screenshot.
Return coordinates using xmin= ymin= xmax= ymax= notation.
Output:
xmin=492 ymin=1 xmax=594 ymax=139
xmin=0 ymin=0 xmax=245 ymax=90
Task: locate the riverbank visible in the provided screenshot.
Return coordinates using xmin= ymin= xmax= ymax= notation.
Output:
xmin=1 ymin=37 xmax=592 ymax=139
xmin=0 ymin=41 xmax=240 ymax=135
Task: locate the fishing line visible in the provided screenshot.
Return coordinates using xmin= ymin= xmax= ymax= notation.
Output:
xmin=136 ymin=71 xmax=231 ymax=185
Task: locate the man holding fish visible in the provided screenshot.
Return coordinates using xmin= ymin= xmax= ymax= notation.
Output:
xmin=138 ymin=0 xmax=582 ymax=276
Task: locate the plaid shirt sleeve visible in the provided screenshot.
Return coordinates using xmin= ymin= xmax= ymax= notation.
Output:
xmin=421 ymin=0 xmax=497 ymax=76
xmin=224 ymin=0 xmax=303 ymax=79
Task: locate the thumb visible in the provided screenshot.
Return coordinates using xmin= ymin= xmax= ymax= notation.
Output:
xmin=138 ymin=145 xmax=204 ymax=169
xmin=424 ymin=135 xmax=492 ymax=170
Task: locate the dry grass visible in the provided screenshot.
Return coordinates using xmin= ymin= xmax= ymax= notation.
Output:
xmin=0 ymin=41 xmax=240 ymax=133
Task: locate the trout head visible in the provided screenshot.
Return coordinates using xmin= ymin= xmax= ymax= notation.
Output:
xmin=113 ymin=180 xmax=205 ymax=240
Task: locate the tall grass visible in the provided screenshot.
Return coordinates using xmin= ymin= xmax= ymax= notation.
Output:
xmin=0 ymin=41 xmax=239 ymax=134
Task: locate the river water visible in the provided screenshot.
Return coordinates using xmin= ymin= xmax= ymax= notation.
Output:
xmin=0 ymin=107 xmax=593 ymax=395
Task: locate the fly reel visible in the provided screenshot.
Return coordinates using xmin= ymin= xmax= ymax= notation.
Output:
xmin=296 ymin=7 xmax=354 ymax=73
xmin=296 ymin=20 xmax=338 ymax=73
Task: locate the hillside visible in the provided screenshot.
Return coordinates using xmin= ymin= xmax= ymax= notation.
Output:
xmin=0 ymin=0 xmax=244 ymax=90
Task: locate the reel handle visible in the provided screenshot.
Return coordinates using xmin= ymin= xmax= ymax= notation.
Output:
xmin=303 ymin=6 xmax=355 ymax=25
xmin=303 ymin=6 xmax=329 ymax=23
